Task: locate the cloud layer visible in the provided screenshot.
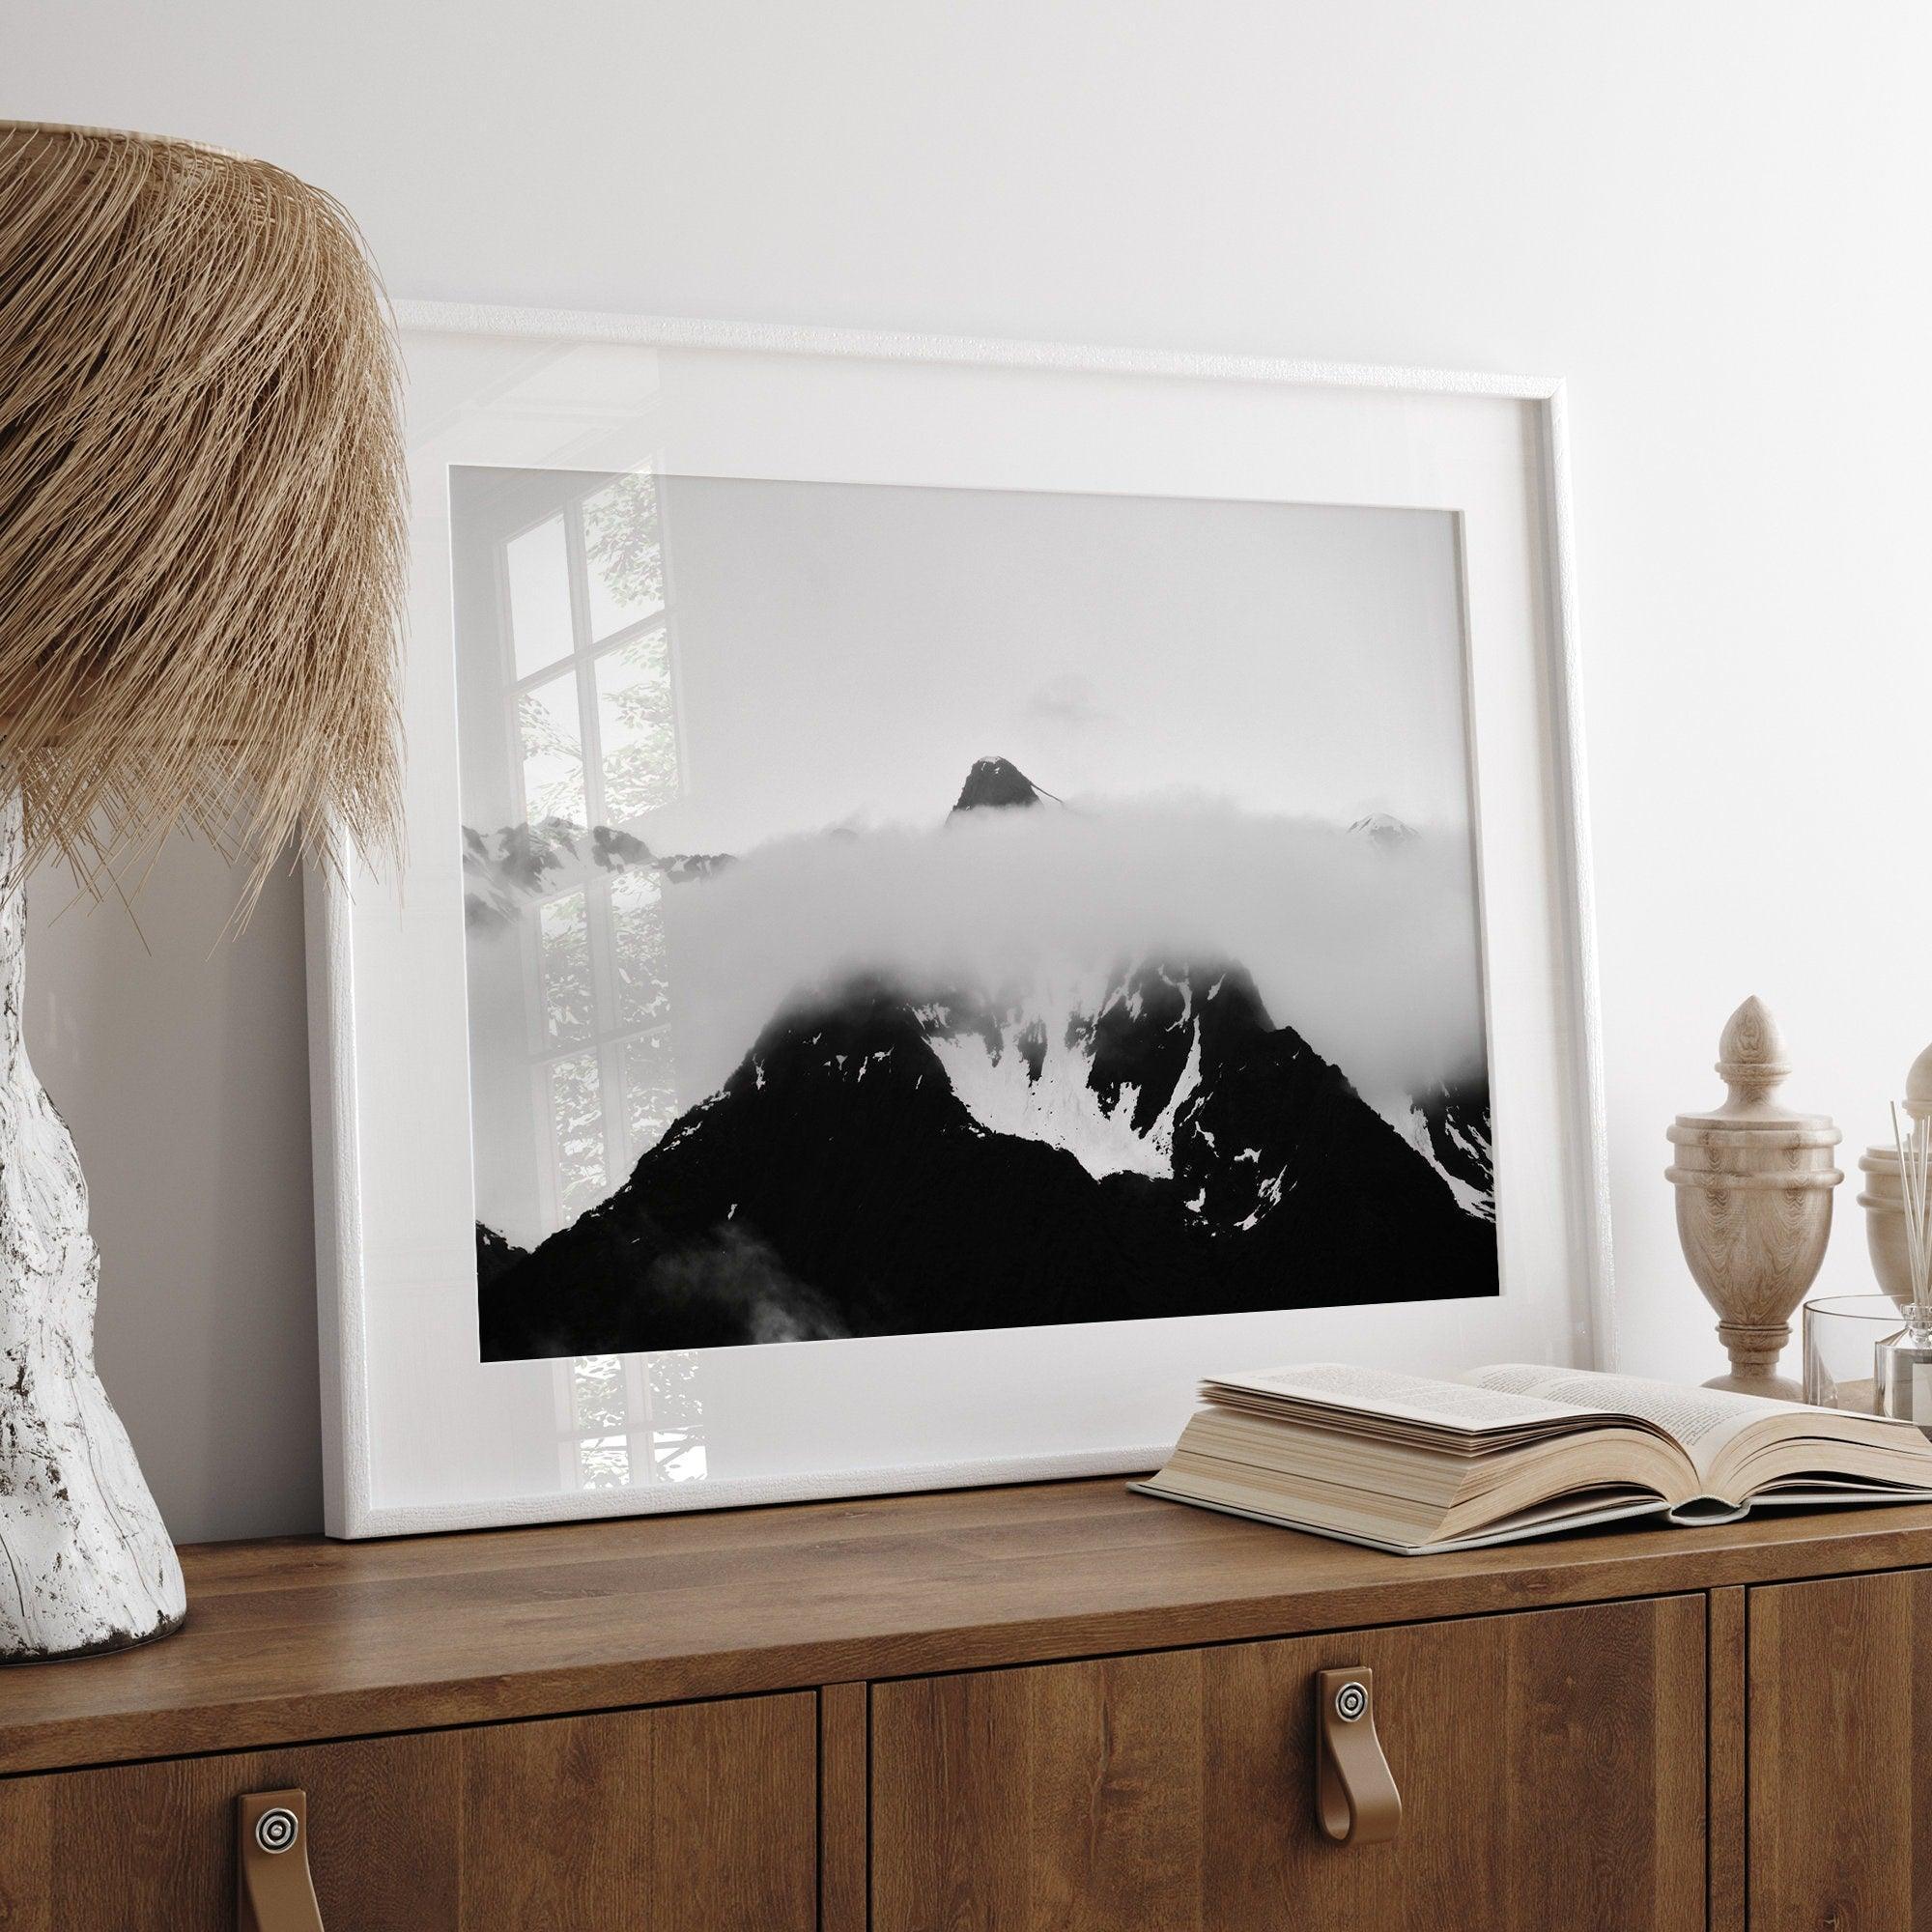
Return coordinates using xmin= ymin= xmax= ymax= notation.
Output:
xmin=662 ymin=799 xmax=1487 ymax=1110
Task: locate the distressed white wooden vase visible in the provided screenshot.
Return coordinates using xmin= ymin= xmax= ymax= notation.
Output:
xmin=0 ymin=796 xmax=185 ymax=1661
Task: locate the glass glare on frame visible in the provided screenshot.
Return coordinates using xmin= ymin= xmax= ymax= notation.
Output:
xmin=595 ymin=628 xmax=679 ymax=822
xmin=623 ymin=1030 xmax=678 ymax=1161
xmin=576 ymin=1435 xmax=633 ymax=1489
xmin=570 ymin=1354 xmax=627 ymax=1432
xmin=647 ymin=1351 xmax=707 ymax=1483
xmin=570 ymin=1357 xmax=634 ymax=1490
xmin=610 ymin=869 xmax=671 ymax=1030
xmin=506 ymin=513 xmax=574 ymax=679
xmin=547 ymin=1048 xmax=606 ymax=1217
xmin=582 ymin=472 xmax=666 ymax=642
xmin=538 ymin=891 xmax=593 ymax=1047
xmin=519 ymin=669 xmax=586 ymax=827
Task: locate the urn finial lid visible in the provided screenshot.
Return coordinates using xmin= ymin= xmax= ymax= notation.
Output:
xmin=1907 ymin=1041 xmax=1932 ymax=1122
xmin=1675 ymin=996 xmax=1833 ymax=1130
xmin=1716 ymin=996 xmax=1787 ymax=1102
xmin=1857 ymin=1040 xmax=1932 ymax=1163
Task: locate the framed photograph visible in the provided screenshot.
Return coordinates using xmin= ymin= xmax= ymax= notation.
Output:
xmin=305 ymin=304 xmax=1610 ymax=1537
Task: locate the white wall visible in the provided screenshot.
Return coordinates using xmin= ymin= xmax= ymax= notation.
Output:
xmin=8 ymin=0 xmax=1931 ymax=1543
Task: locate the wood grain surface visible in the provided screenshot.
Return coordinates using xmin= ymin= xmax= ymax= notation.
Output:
xmin=2 ymin=1478 xmax=1931 ymax=1776
xmin=1748 ymin=1568 xmax=1932 ymax=1930
xmin=1706 ymin=1584 xmax=1746 ymax=1932
xmin=818 ymin=1681 xmax=868 ymax=1932
xmin=871 ymin=1593 xmax=1707 ymax=1931
xmin=0 ymin=1693 xmax=815 ymax=1931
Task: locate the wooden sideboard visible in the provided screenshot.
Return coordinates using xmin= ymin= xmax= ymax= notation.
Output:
xmin=1 ymin=1477 xmax=1929 ymax=1929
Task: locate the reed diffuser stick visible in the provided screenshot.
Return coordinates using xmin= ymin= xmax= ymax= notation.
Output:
xmin=1890 ymin=1101 xmax=1932 ymax=1339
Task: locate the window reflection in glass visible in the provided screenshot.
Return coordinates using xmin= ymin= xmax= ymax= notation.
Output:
xmin=506 ymin=514 xmax=574 ymax=678
xmin=609 ymin=868 xmax=676 ymax=1160
xmin=560 ymin=1351 xmax=705 ymax=1492
xmin=570 ymin=1356 xmax=634 ymax=1490
xmin=577 ymin=1435 xmax=633 ymax=1488
xmin=595 ymin=629 xmax=678 ymax=823
xmin=582 ymin=472 xmax=665 ymax=641
xmin=538 ymin=891 xmax=593 ymax=1047
xmin=547 ymin=1049 xmax=606 ymax=1217
xmin=622 ymin=1031 xmax=678 ymax=1161
xmin=610 ymin=871 xmax=670 ymax=1030
xmin=571 ymin=1353 xmax=627 ymax=1431
xmin=648 ymin=1351 xmax=706 ymax=1482
xmin=497 ymin=469 xmax=688 ymax=1253
xmin=519 ymin=670 xmax=586 ymax=826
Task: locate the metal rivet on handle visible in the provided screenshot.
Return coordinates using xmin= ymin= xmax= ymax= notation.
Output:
xmin=1333 ymin=1681 xmax=1369 ymax=1723
xmin=254 ymin=1807 xmax=300 ymax=1855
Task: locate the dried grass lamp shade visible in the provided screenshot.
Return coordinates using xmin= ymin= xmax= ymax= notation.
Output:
xmin=0 ymin=121 xmax=405 ymax=890
xmin=0 ymin=123 xmax=406 ymax=1662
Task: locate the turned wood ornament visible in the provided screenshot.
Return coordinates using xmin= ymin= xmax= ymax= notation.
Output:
xmin=1665 ymin=998 xmax=1842 ymax=1400
xmin=1857 ymin=1042 xmax=1932 ymax=1309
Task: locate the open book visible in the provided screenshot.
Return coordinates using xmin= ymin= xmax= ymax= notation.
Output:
xmin=1131 ymin=1362 xmax=1932 ymax=1554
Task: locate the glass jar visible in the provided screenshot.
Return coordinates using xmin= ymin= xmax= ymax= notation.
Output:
xmin=1802 ymin=1294 xmax=1904 ymax=1414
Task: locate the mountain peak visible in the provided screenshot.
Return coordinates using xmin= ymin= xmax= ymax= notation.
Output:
xmin=952 ymin=756 xmax=1048 ymax=813
xmin=1349 ymin=811 xmax=1418 ymax=848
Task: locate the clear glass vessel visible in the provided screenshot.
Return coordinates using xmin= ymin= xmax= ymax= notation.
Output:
xmin=1803 ymin=1294 xmax=1903 ymax=1415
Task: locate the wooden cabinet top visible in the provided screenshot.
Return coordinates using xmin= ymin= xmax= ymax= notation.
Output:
xmin=5 ymin=1477 xmax=1932 ymax=1776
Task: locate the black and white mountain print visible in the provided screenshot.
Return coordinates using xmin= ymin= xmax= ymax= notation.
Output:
xmin=451 ymin=470 xmax=1494 ymax=1363
xmin=474 ymin=759 xmax=1495 ymax=1361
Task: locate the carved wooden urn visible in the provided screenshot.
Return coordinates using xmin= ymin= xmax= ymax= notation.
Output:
xmin=1665 ymin=998 xmax=1842 ymax=1399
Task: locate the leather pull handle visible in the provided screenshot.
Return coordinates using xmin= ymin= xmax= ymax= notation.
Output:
xmin=238 ymin=1790 xmax=326 ymax=1932
xmin=1315 ymin=1667 xmax=1401 ymax=1846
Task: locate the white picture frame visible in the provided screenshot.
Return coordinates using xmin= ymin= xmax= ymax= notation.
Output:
xmin=306 ymin=302 xmax=1610 ymax=1538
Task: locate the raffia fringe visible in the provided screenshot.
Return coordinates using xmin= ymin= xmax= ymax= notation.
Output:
xmin=0 ymin=124 xmax=405 ymax=908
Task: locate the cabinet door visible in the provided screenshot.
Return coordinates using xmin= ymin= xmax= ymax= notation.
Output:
xmin=1749 ymin=1569 xmax=1932 ymax=1930
xmin=872 ymin=1596 xmax=1705 ymax=1932
xmin=0 ymin=1692 xmax=816 ymax=1931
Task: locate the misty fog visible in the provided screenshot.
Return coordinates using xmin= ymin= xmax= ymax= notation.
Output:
xmin=664 ymin=797 xmax=1487 ymax=1115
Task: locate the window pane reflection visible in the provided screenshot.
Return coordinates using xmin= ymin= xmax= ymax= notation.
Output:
xmin=570 ymin=1355 xmax=634 ymax=1491
xmin=506 ymin=515 xmax=573 ymax=677
xmin=547 ymin=1050 xmax=606 ymax=1216
xmin=571 ymin=1354 xmax=627 ymax=1431
xmin=582 ymin=473 xmax=665 ymax=641
xmin=538 ymin=891 xmax=593 ymax=1047
xmin=560 ymin=1350 xmax=706 ymax=1492
xmin=519 ymin=670 xmax=585 ymax=826
xmin=623 ymin=1031 xmax=677 ymax=1160
xmin=595 ymin=630 xmax=678 ymax=822
xmin=649 ymin=1352 xmax=706 ymax=1482
xmin=577 ymin=1435 xmax=633 ymax=1489
xmin=611 ymin=870 xmax=670 ymax=1029
xmin=493 ymin=468 xmax=687 ymax=1269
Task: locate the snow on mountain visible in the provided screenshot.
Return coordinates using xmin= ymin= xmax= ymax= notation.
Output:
xmin=478 ymin=957 xmax=1502 ymax=1359
xmin=924 ymin=976 xmax=1204 ymax=1181
xmin=1386 ymin=1104 xmax=1487 ymax=1217
xmin=1377 ymin=1082 xmax=1494 ymax=1221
